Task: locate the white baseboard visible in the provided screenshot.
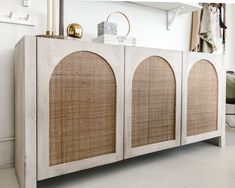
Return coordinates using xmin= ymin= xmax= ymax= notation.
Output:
xmin=0 ymin=137 xmax=15 ymax=142
xmin=0 ymin=139 xmax=14 ymax=169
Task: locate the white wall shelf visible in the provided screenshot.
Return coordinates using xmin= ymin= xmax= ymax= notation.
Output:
xmin=128 ymin=2 xmax=202 ymax=30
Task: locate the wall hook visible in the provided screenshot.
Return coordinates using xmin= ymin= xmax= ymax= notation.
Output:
xmin=0 ymin=10 xmax=36 ymax=26
xmin=24 ymin=14 xmax=30 ymax=21
xmin=8 ymin=11 xmax=13 ymax=18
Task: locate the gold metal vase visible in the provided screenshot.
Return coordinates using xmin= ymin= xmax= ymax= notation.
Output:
xmin=67 ymin=23 xmax=83 ymax=38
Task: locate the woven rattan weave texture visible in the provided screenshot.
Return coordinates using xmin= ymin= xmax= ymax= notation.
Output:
xmin=131 ymin=56 xmax=176 ymax=148
xmin=187 ymin=60 xmax=218 ymax=136
xmin=49 ymin=51 xmax=116 ymax=166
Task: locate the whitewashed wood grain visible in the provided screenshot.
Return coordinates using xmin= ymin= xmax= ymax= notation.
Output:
xmin=14 ymin=36 xmax=226 ymax=186
xmin=37 ymin=38 xmax=124 ymax=180
xmin=219 ymin=54 xmax=226 ymax=147
xmin=181 ymin=51 xmax=223 ymax=145
xmin=15 ymin=36 xmax=37 ymax=188
xmin=124 ymin=46 xmax=182 ymax=159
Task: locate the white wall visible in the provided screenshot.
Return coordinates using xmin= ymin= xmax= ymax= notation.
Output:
xmin=225 ymin=4 xmax=235 ymax=126
xmin=0 ymin=0 xmax=233 ymax=169
xmin=0 ymin=0 xmax=47 ymax=168
xmin=65 ymin=1 xmax=192 ymax=50
xmin=0 ymin=0 xmax=192 ymax=169
xmin=225 ymin=4 xmax=235 ymax=71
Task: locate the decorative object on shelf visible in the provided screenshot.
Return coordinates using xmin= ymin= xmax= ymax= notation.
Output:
xmin=94 ymin=11 xmax=136 ymax=46
xmin=98 ymin=21 xmax=117 ymax=36
xmin=98 ymin=11 xmax=130 ymax=37
xmin=52 ymin=0 xmax=60 ymax=35
xmin=59 ymin=0 xmax=64 ymax=35
xmin=46 ymin=0 xmax=53 ymax=35
xmin=42 ymin=0 xmax=63 ymax=37
xmin=67 ymin=23 xmax=83 ymax=38
xmin=37 ymin=0 xmax=65 ymax=39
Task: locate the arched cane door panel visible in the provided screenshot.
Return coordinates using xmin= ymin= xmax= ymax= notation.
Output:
xmin=37 ymin=40 xmax=124 ymax=180
xmin=131 ymin=56 xmax=176 ymax=148
xmin=124 ymin=47 xmax=181 ymax=159
xmin=187 ymin=60 xmax=218 ymax=136
xmin=49 ymin=51 xmax=116 ymax=166
xmin=181 ymin=52 xmax=222 ymax=146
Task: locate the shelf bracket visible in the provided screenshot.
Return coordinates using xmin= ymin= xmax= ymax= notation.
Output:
xmin=167 ymin=6 xmax=184 ymax=30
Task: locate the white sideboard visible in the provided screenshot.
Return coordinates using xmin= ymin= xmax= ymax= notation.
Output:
xmin=15 ymin=36 xmax=226 ymax=188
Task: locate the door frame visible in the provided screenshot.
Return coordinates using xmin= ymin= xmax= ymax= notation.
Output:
xmin=124 ymin=46 xmax=182 ymax=159
xmin=37 ymin=38 xmax=124 ymax=180
xmin=181 ymin=52 xmax=223 ymax=145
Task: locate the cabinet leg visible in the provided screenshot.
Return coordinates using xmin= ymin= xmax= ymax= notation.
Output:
xmin=15 ymin=169 xmax=37 ymax=188
xmin=218 ymin=136 xmax=226 ymax=148
xmin=207 ymin=136 xmax=225 ymax=147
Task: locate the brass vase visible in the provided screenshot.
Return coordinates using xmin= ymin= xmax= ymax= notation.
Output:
xmin=67 ymin=23 xmax=83 ymax=39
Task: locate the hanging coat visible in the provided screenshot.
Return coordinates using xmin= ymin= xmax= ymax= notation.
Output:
xmin=199 ymin=4 xmax=217 ymax=53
